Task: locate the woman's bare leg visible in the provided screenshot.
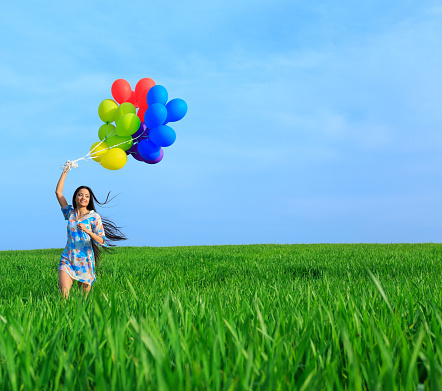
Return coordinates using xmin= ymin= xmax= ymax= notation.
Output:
xmin=78 ymin=281 xmax=92 ymax=296
xmin=59 ymin=270 xmax=74 ymax=299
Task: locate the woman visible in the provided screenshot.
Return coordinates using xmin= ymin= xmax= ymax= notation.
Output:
xmin=55 ymin=164 xmax=126 ymax=298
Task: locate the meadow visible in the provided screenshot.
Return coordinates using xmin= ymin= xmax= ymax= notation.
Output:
xmin=1 ymin=243 xmax=442 ymax=390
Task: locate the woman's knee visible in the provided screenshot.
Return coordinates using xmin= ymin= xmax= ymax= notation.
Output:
xmin=78 ymin=281 xmax=92 ymax=294
xmin=59 ymin=270 xmax=73 ymax=294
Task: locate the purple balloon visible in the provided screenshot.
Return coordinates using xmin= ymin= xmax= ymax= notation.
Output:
xmin=131 ymin=146 xmax=164 ymax=164
xmin=126 ymin=142 xmax=138 ymax=155
xmin=131 ymin=151 xmax=145 ymax=161
xmin=145 ymin=148 xmax=164 ymax=164
xmin=140 ymin=130 xmax=150 ymax=140
xmin=132 ymin=122 xmax=147 ymax=139
xmin=138 ymin=139 xmax=161 ymax=161
xmin=129 ymin=144 xmax=145 ymax=161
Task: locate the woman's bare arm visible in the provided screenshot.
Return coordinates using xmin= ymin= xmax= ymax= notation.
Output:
xmin=56 ymin=167 xmax=70 ymax=208
xmin=77 ymin=224 xmax=105 ymax=244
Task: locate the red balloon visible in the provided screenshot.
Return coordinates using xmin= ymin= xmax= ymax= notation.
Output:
xmin=137 ymin=107 xmax=147 ymax=122
xmin=135 ymin=78 xmax=155 ymax=100
xmin=111 ymin=79 xmax=132 ymax=104
xmin=137 ymin=88 xmax=150 ymax=109
xmin=127 ymin=91 xmax=137 ymax=106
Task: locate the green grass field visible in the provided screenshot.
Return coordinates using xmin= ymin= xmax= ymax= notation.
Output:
xmin=1 ymin=244 xmax=442 ymax=390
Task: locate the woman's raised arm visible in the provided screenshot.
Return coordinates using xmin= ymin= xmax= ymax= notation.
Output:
xmin=56 ymin=166 xmax=70 ymax=208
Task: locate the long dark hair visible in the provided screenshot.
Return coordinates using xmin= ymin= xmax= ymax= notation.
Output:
xmin=72 ymin=186 xmax=127 ymax=268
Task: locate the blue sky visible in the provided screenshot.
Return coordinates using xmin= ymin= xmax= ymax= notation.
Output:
xmin=1 ymin=1 xmax=442 ymax=250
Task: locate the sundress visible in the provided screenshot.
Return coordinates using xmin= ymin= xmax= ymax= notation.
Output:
xmin=59 ymin=205 xmax=108 ymax=285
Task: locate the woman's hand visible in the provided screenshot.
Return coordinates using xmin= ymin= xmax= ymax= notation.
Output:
xmin=62 ymin=161 xmax=76 ymax=173
xmin=77 ymin=223 xmax=105 ymax=245
xmin=77 ymin=223 xmax=92 ymax=235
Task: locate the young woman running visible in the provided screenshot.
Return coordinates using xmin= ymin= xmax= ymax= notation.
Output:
xmin=55 ymin=164 xmax=126 ymax=298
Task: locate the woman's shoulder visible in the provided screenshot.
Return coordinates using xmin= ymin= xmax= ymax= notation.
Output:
xmin=89 ymin=210 xmax=102 ymax=220
xmin=61 ymin=204 xmax=74 ymax=214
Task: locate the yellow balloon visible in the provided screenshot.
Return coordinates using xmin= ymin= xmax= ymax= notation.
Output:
xmin=114 ymin=102 xmax=136 ymax=125
xmin=106 ymin=135 xmax=133 ymax=151
xmin=98 ymin=99 xmax=118 ymax=123
xmin=101 ymin=148 xmax=127 ymax=170
xmin=98 ymin=124 xmax=116 ymax=140
xmin=90 ymin=141 xmax=109 ymax=162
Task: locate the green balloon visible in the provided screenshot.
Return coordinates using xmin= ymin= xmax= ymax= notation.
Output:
xmin=114 ymin=102 xmax=136 ymax=125
xmin=116 ymin=113 xmax=141 ymax=137
xmin=98 ymin=99 xmax=118 ymax=123
xmin=98 ymin=124 xmax=116 ymax=140
xmin=106 ymin=135 xmax=133 ymax=151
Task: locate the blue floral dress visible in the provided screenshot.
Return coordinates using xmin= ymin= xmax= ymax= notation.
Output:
xmin=59 ymin=205 xmax=108 ymax=285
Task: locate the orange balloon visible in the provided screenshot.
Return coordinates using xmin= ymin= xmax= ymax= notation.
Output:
xmin=111 ymin=79 xmax=132 ymax=104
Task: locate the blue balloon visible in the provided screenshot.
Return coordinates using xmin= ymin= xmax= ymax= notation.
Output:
xmin=138 ymin=139 xmax=161 ymax=161
xmin=147 ymin=85 xmax=168 ymax=105
xmin=149 ymin=125 xmax=176 ymax=147
xmin=144 ymin=103 xmax=167 ymax=129
xmin=166 ymin=99 xmax=187 ymax=122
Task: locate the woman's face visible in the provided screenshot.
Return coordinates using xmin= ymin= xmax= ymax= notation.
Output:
xmin=76 ymin=188 xmax=90 ymax=208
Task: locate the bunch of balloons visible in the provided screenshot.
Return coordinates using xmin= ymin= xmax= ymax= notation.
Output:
xmin=90 ymin=77 xmax=187 ymax=170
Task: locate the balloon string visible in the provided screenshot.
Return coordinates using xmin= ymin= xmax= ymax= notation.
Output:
xmin=65 ymin=122 xmax=148 ymax=168
xmin=88 ymin=129 xmax=147 ymax=158
xmin=88 ymin=123 xmax=112 ymax=155
xmin=74 ymin=123 xmax=115 ymax=163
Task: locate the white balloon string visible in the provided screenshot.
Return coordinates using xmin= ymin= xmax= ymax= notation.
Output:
xmin=76 ymin=123 xmax=117 ymax=162
xmin=63 ymin=121 xmax=148 ymax=169
xmin=61 ymin=160 xmax=78 ymax=172
xmin=88 ymin=123 xmax=112 ymax=154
